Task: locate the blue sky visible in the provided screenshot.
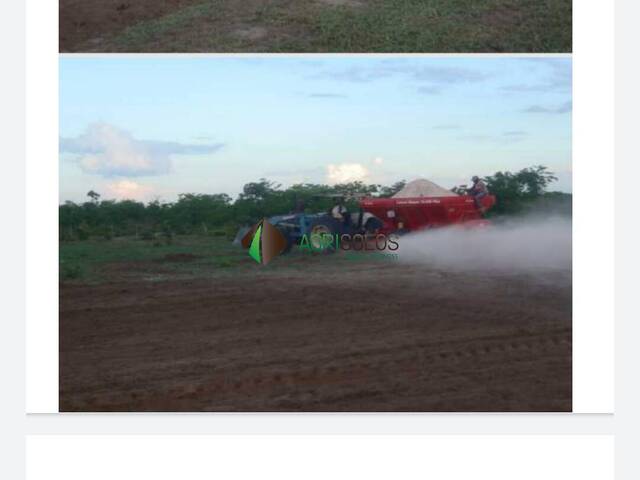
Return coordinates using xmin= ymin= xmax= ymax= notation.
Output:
xmin=59 ymin=56 xmax=572 ymax=203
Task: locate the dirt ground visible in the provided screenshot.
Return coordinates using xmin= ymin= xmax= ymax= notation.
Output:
xmin=59 ymin=255 xmax=571 ymax=412
xmin=60 ymin=0 xmax=201 ymax=51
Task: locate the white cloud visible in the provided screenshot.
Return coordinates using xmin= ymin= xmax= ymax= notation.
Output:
xmin=60 ymin=123 xmax=224 ymax=177
xmin=105 ymin=180 xmax=155 ymax=201
xmin=326 ymin=163 xmax=370 ymax=184
xmin=372 ymin=157 xmax=384 ymax=166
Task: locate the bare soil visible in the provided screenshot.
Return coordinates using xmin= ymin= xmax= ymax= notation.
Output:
xmin=60 ymin=259 xmax=571 ymax=411
xmin=60 ymin=0 xmax=201 ymax=51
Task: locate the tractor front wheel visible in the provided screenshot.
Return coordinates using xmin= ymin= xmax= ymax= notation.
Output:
xmin=276 ymin=227 xmax=294 ymax=254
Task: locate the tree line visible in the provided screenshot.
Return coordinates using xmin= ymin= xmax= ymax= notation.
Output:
xmin=60 ymin=166 xmax=570 ymax=241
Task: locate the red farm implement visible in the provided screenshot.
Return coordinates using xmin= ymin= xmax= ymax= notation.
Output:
xmin=360 ymin=194 xmax=496 ymax=235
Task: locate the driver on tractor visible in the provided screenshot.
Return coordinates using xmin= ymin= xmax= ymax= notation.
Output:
xmin=330 ymin=197 xmax=351 ymax=229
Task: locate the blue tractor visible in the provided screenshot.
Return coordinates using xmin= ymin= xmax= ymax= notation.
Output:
xmin=234 ymin=195 xmax=384 ymax=253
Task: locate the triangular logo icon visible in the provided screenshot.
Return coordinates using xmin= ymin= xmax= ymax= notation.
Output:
xmin=248 ymin=223 xmax=263 ymax=263
xmin=244 ymin=219 xmax=287 ymax=266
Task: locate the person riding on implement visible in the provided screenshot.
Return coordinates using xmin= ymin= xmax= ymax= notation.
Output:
xmin=467 ymin=175 xmax=489 ymax=213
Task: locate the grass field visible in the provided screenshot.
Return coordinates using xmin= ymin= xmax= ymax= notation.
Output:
xmin=60 ymin=235 xmax=257 ymax=282
xmin=59 ymin=234 xmax=366 ymax=282
xmin=60 ymin=0 xmax=572 ymax=53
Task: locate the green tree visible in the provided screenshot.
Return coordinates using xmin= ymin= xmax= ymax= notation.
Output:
xmin=484 ymin=166 xmax=558 ymax=215
xmin=378 ymin=180 xmax=406 ymax=198
xmin=87 ymin=190 xmax=100 ymax=203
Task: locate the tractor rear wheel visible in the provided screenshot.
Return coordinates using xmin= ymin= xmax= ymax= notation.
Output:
xmin=364 ymin=217 xmax=384 ymax=234
xmin=308 ymin=217 xmax=340 ymax=253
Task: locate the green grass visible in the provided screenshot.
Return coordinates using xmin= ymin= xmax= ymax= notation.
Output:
xmin=59 ymin=234 xmax=394 ymax=283
xmin=59 ymin=235 xmax=249 ymax=282
xmin=95 ymin=0 xmax=571 ymax=53
xmin=111 ymin=2 xmax=224 ymax=52
xmin=315 ymin=0 xmax=572 ymax=53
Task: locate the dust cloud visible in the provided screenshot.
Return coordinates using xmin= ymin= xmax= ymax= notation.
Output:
xmin=396 ymin=216 xmax=572 ymax=272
